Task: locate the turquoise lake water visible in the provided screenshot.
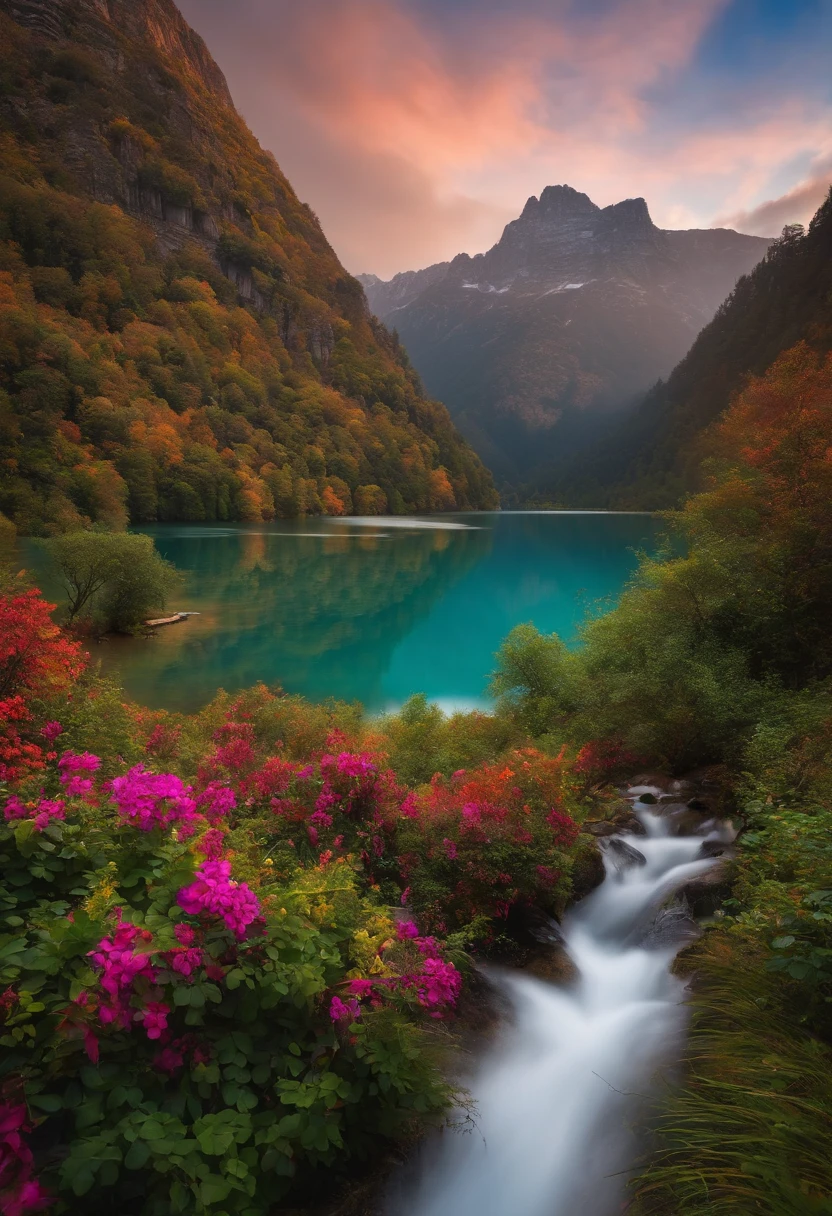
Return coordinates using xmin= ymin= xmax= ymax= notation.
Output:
xmin=27 ymin=513 xmax=661 ymax=714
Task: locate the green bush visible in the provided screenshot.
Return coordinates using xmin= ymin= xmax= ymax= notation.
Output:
xmin=43 ymin=531 xmax=181 ymax=632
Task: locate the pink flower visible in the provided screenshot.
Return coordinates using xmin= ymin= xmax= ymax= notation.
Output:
xmin=348 ymin=978 xmax=374 ymax=998
xmin=83 ymin=1027 xmax=99 ymax=1063
xmin=89 ymin=919 xmax=154 ymax=1024
xmin=31 ymin=800 xmax=65 ymax=832
xmin=3 ymin=1178 xmax=51 ymax=1215
xmin=154 ymin=1044 xmax=185 ymax=1075
xmin=400 ymin=886 xmax=411 ymax=906
xmin=442 ymin=838 xmax=458 ymax=861
xmin=169 ymin=948 xmax=203 ymax=979
xmin=397 ymin=920 xmax=419 ymax=940
xmin=335 ymin=752 xmax=376 ymax=779
xmin=63 ymin=776 xmax=93 ymax=799
xmin=40 ymin=722 xmax=63 ymax=742
xmin=197 ymin=783 xmax=236 ymax=824
xmin=309 ymin=809 xmax=333 ymax=828
xmin=314 ymin=789 xmax=339 ymax=814
xmin=138 ymin=1001 xmax=170 ymax=1040
xmin=329 ymin=995 xmax=360 ymax=1022
xmin=199 ymin=828 xmax=225 ymax=859
xmin=415 ymin=958 xmax=461 ymax=1009
xmin=109 ymin=765 xmax=202 ymax=834
xmin=177 ymin=859 xmax=260 ymax=939
xmin=0 ymin=1104 xmax=50 ymax=1214
xmin=174 ymin=923 xmax=195 ymax=946
xmin=399 ymin=793 xmax=418 ymax=819
xmin=3 ymin=796 xmax=27 ymax=822
xmin=58 ymin=751 xmax=100 ymax=775
xmin=461 ymin=802 xmax=482 ymax=825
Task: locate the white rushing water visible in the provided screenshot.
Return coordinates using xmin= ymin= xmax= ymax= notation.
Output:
xmin=392 ymin=788 xmax=735 ymax=1216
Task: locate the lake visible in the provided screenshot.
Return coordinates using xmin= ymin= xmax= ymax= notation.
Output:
xmin=24 ymin=512 xmax=661 ymax=714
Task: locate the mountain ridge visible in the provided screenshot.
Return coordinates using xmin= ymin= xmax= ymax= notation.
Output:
xmin=361 ymin=186 xmax=769 ymax=485
xmin=540 ymin=193 xmax=832 ymax=508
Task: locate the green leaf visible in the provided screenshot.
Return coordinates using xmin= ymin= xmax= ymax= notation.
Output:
xmin=198 ymin=1175 xmax=232 ymax=1204
xmin=125 ymin=1140 xmax=151 ymax=1169
xmin=30 ymin=1093 xmax=62 ymax=1113
xmin=196 ymin=1127 xmax=235 ymax=1156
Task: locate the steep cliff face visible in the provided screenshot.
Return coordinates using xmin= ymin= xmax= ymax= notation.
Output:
xmin=0 ymin=0 xmax=497 ymax=531
xmin=362 ymin=186 xmax=769 ymax=486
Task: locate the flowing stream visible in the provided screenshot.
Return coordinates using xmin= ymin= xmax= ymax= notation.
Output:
xmin=392 ymin=786 xmax=735 ymax=1216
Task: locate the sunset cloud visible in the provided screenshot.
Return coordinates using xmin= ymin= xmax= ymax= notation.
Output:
xmin=178 ymin=0 xmax=832 ymax=275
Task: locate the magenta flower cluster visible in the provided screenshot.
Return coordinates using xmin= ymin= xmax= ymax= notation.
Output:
xmin=4 ymin=796 xmax=66 ymax=832
xmin=0 ymin=1104 xmax=50 ymax=1215
xmin=338 ymin=920 xmax=461 ymax=1024
xmin=177 ymin=859 xmax=260 ymax=939
xmin=197 ymin=782 xmax=236 ymax=824
xmin=58 ymin=750 xmax=100 ymax=799
xmin=109 ymin=765 xmax=202 ymax=835
xmin=328 ymin=995 xmax=361 ymax=1022
xmin=89 ymin=918 xmax=154 ymax=1028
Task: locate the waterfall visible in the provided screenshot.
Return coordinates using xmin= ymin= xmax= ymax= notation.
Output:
xmin=390 ymin=787 xmax=735 ymax=1216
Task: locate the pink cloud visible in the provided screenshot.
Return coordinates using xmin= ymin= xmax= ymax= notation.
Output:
xmin=178 ymin=0 xmax=832 ymax=274
xmin=715 ymin=158 xmax=832 ymax=236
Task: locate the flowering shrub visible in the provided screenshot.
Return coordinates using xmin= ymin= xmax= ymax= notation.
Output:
xmin=396 ymin=749 xmax=588 ymax=936
xmin=0 ymin=589 xmax=598 ymax=1212
xmin=0 ymin=745 xmax=458 ymax=1213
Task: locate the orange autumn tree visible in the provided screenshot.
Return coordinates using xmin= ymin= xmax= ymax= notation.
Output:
xmin=688 ymin=341 xmax=832 ymax=683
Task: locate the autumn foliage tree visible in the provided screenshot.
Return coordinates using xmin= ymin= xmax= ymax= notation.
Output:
xmin=0 ymin=582 xmax=85 ymax=779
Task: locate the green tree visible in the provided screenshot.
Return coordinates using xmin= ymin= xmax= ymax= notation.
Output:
xmin=43 ymin=531 xmax=180 ymax=632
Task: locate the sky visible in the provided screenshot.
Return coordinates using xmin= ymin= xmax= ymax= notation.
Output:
xmin=178 ymin=0 xmax=832 ymax=278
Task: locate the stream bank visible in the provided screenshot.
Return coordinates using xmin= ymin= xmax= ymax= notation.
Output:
xmin=382 ymin=779 xmax=736 ymax=1216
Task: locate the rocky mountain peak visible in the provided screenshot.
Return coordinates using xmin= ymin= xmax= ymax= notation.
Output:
xmin=521 ymin=184 xmax=599 ymax=221
xmin=599 ymin=196 xmax=654 ymax=231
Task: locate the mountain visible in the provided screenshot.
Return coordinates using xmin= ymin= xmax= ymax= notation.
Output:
xmin=0 ymin=0 xmax=497 ymax=534
xmin=546 ymin=194 xmax=832 ymax=509
xmin=360 ymin=186 xmax=769 ymax=486
xmin=358 ymin=262 xmax=450 ymax=319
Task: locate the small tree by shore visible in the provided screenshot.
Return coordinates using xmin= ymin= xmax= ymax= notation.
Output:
xmin=43 ymin=531 xmax=181 ymax=633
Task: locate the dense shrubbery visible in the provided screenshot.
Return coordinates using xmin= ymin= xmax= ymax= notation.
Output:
xmin=0 ymin=588 xmax=598 ymax=1213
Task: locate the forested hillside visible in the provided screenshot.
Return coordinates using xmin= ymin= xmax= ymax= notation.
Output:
xmin=0 ymin=0 xmax=497 ymax=534
xmin=541 ymin=193 xmax=832 ymax=508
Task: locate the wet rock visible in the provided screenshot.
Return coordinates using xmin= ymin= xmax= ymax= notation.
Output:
xmin=687 ymin=797 xmax=711 ymax=811
xmin=603 ymin=838 xmax=647 ymax=872
xmin=679 ymin=858 xmax=735 ymax=918
xmin=637 ymin=792 xmax=658 ymax=805
xmin=524 ymin=947 xmax=579 ymax=986
xmin=583 ymin=820 xmax=619 ymax=837
xmin=643 ymin=900 xmax=701 ymax=949
xmin=570 ymin=840 xmax=607 ymax=900
xmin=662 ymin=808 xmax=714 ymax=836
xmin=619 ymin=814 xmax=647 ymax=835
xmin=699 ymin=839 xmax=731 ymax=860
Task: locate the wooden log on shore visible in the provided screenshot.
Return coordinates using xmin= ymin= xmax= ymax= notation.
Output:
xmin=144 ymin=612 xmax=200 ymax=628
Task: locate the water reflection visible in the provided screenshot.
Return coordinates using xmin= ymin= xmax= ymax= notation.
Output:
xmin=20 ymin=513 xmax=660 ymax=714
